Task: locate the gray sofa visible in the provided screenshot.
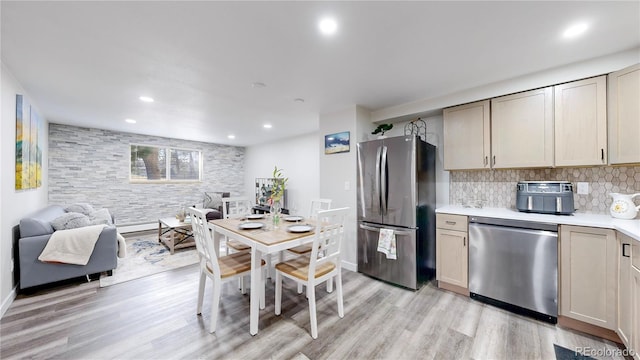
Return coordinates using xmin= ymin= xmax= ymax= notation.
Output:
xmin=18 ymin=205 xmax=118 ymax=289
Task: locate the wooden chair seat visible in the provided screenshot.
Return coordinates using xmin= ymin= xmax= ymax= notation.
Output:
xmin=208 ymin=252 xmax=266 ymax=279
xmin=227 ymin=239 xmax=251 ymax=252
xmin=275 ymin=257 xmax=335 ymax=281
xmin=286 ymin=244 xmax=312 ymax=255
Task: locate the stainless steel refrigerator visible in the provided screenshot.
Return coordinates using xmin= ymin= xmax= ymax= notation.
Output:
xmin=356 ymin=135 xmax=436 ymax=290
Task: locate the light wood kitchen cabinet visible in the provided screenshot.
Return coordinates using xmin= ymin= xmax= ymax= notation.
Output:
xmin=443 ymin=100 xmax=491 ymax=170
xmin=491 ymin=87 xmax=554 ymax=168
xmin=632 ymin=264 xmax=640 ymax=360
xmin=554 ymin=76 xmax=607 ymax=166
xmin=608 ymin=63 xmax=640 ymax=165
xmin=618 ymin=233 xmax=633 ymax=348
xmin=560 ymin=225 xmax=617 ymax=330
xmin=436 ymin=214 xmax=468 ymax=295
xmin=633 ymin=239 xmax=640 ymax=360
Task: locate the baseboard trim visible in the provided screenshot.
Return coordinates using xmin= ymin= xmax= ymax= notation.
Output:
xmin=1 ymin=285 xmax=17 ymax=318
xmin=437 ymin=281 xmax=470 ymax=296
xmin=117 ymin=222 xmax=157 ymax=234
xmin=342 ymin=260 xmax=357 ymax=272
xmin=557 ymin=316 xmax=622 ymax=344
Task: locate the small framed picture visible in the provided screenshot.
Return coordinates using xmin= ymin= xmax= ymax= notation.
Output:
xmin=324 ymin=131 xmax=350 ymax=154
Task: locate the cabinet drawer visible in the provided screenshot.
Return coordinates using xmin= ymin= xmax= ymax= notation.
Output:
xmin=436 ymin=214 xmax=468 ymax=232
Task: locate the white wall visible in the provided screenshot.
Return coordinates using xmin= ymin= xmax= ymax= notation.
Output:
xmin=244 ymin=132 xmax=320 ymax=215
xmin=1 ymin=63 xmax=49 ymax=316
xmin=319 ymin=105 xmax=373 ymax=270
xmin=372 ymin=48 xmax=640 ymax=122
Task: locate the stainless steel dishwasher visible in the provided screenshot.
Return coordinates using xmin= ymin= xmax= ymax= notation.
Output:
xmin=468 ymin=216 xmax=558 ymax=323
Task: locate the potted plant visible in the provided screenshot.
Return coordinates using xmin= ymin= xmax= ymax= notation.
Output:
xmin=372 ymin=123 xmax=393 ymax=138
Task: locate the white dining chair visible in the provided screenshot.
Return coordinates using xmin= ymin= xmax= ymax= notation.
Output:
xmin=286 ymin=198 xmax=332 ymax=293
xmin=274 ymin=207 xmax=348 ymax=339
xmin=221 ymin=197 xmax=254 ymax=254
xmin=188 ymin=207 xmax=265 ymax=333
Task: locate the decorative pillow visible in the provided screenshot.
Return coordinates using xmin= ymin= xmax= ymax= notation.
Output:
xmin=64 ymin=203 xmax=95 ymax=216
xmin=51 ymin=212 xmax=91 ymax=230
xmin=203 ymin=192 xmax=223 ymax=210
xmin=89 ymin=208 xmax=113 ymax=225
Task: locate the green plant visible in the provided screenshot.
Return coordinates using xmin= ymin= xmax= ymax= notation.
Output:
xmin=270 ymin=166 xmax=288 ymax=202
xmin=372 ymin=123 xmax=393 ymax=136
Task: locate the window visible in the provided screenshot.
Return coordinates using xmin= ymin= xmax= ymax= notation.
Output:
xmin=130 ymin=145 xmax=201 ymax=182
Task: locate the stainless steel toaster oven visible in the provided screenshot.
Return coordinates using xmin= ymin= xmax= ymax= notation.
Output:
xmin=516 ymin=181 xmax=575 ymax=215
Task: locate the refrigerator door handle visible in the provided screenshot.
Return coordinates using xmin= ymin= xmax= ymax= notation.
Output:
xmin=381 ymin=145 xmax=388 ymax=215
xmin=359 ymin=224 xmax=413 ymax=236
xmin=375 ymin=146 xmax=382 ymax=215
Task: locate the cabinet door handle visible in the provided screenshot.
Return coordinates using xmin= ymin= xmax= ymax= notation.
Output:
xmin=445 ymin=221 xmax=456 ymax=225
xmin=601 ymin=148 xmax=604 ymax=161
xmin=463 ymin=236 xmax=466 ymax=246
xmin=484 ymin=156 xmax=488 ymax=166
xmin=622 ymin=243 xmax=630 ymax=257
xmin=493 ymin=155 xmax=496 ymax=166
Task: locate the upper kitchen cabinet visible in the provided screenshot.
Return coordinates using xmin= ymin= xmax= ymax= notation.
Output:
xmin=443 ymin=100 xmax=491 ymax=170
xmin=491 ymin=87 xmax=554 ymax=168
xmin=608 ymin=63 xmax=640 ymax=165
xmin=554 ymin=76 xmax=607 ymax=166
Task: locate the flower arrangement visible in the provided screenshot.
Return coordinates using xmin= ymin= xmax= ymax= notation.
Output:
xmin=269 ymin=166 xmax=288 ymax=203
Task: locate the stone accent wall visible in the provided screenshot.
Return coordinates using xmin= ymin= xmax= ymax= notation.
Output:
xmin=450 ymin=166 xmax=640 ymax=214
xmin=49 ymin=123 xmax=245 ymax=225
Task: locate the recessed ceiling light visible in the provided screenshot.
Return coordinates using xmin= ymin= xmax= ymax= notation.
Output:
xmin=139 ymin=96 xmax=154 ymax=103
xmin=293 ymin=98 xmax=305 ymax=103
xmin=319 ymin=17 xmax=338 ymax=35
xmin=125 ymin=118 xmax=136 ymax=124
xmin=563 ymin=22 xmax=588 ymax=39
xmin=251 ymin=82 xmax=266 ymax=88
xmin=227 ymin=134 xmax=236 ymax=139
xmin=263 ymin=124 xmax=272 ymax=129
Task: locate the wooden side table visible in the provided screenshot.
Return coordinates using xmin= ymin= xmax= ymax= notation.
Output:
xmin=158 ymin=217 xmax=195 ymax=254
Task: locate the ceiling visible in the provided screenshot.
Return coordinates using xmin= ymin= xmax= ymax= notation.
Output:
xmin=2 ymin=1 xmax=639 ymax=146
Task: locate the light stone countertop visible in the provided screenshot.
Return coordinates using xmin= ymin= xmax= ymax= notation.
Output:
xmin=436 ymin=205 xmax=640 ymax=242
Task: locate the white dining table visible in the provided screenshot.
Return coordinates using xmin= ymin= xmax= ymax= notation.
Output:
xmin=209 ymin=216 xmax=316 ymax=335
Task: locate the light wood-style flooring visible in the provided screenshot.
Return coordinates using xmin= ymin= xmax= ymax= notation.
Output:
xmin=1 ymin=259 xmax=627 ymax=360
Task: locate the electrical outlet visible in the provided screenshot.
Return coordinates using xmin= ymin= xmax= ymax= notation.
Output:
xmin=577 ymin=182 xmax=589 ymax=195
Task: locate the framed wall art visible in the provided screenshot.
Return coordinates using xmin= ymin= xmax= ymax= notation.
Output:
xmin=16 ymin=94 xmax=43 ymax=190
xmin=324 ymin=131 xmax=350 ymax=154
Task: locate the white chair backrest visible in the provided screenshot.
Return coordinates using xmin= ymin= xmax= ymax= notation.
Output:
xmin=222 ymin=197 xmax=253 ymax=219
xmin=188 ymin=207 xmax=222 ymax=278
xmin=309 ymin=198 xmax=332 ymax=219
xmin=308 ymin=207 xmax=348 ymax=276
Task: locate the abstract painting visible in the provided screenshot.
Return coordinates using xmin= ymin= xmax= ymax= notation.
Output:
xmin=16 ymin=94 xmax=42 ymax=190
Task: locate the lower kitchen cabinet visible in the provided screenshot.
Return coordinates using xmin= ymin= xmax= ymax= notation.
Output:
xmin=436 ymin=214 xmax=468 ymax=295
xmin=560 ymin=225 xmax=617 ymax=330
xmin=632 ymin=265 xmax=640 ymax=360
xmin=618 ymin=233 xmax=633 ymax=348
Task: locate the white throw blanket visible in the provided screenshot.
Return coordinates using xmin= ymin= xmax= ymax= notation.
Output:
xmin=117 ymin=232 xmax=127 ymax=258
xmin=39 ymin=225 xmax=107 ymax=265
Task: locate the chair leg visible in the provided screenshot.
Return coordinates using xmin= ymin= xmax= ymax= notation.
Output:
xmin=197 ymin=271 xmax=206 ymax=315
xmin=260 ymin=268 xmax=266 ymax=310
xmin=266 ymin=254 xmax=273 ymax=281
xmin=210 ymin=279 xmax=222 ymax=333
xmin=240 ymin=276 xmax=247 ymax=294
xmin=327 ymin=277 xmax=333 ymax=293
xmin=336 ymin=272 xmax=344 ymax=318
xmin=297 ymin=283 xmax=304 ymax=294
xmin=275 ymin=271 xmax=282 ymax=315
xmin=308 ymin=283 xmax=318 ymax=339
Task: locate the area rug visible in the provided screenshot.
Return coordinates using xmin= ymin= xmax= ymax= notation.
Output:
xmin=99 ymin=232 xmax=199 ymax=287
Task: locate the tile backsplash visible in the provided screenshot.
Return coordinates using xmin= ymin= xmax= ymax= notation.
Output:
xmin=450 ymin=166 xmax=640 ymax=214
